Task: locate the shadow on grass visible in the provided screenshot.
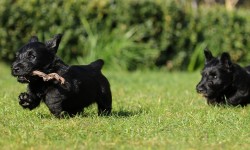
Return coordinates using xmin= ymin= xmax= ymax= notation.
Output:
xmin=111 ymin=109 xmax=147 ymax=118
xmin=37 ymin=113 xmax=54 ymax=119
xmin=36 ymin=109 xmax=147 ymax=119
xmin=36 ymin=112 xmax=88 ymax=119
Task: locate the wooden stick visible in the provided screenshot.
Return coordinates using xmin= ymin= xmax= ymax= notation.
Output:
xmin=32 ymin=70 xmax=65 ymax=84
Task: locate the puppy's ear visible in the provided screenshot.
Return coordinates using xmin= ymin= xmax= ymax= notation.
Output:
xmin=29 ymin=36 xmax=39 ymax=43
xmin=204 ymin=48 xmax=214 ymax=64
xmin=220 ymin=52 xmax=232 ymax=68
xmin=45 ymin=34 xmax=63 ymax=53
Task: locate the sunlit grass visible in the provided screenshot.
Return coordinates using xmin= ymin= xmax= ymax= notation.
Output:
xmin=0 ymin=63 xmax=250 ymax=149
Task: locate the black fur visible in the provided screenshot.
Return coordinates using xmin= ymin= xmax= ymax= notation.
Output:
xmin=11 ymin=34 xmax=112 ymax=118
xmin=196 ymin=48 xmax=250 ymax=106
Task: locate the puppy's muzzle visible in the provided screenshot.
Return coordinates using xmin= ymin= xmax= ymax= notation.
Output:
xmin=12 ymin=63 xmax=31 ymax=83
xmin=196 ymin=84 xmax=206 ymax=94
xmin=12 ymin=66 xmax=21 ymax=75
xmin=12 ymin=63 xmax=24 ymax=75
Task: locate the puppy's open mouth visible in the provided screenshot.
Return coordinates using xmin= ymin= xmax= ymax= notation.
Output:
xmin=15 ymin=70 xmax=38 ymax=83
xmin=17 ymin=75 xmax=30 ymax=83
xmin=202 ymin=93 xmax=209 ymax=98
xmin=199 ymin=93 xmax=217 ymax=99
xmin=198 ymin=94 xmax=208 ymax=99
xmin=197 ymin=92 xmax=210 ymax=98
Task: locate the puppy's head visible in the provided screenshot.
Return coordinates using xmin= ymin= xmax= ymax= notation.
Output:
xmin=196 ymin=48 xmax=234 ymax=99
xmin=11 ymin=34 xmax=62 ymax=83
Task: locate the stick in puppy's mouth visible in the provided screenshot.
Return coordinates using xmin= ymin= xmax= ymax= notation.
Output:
xmin=32 ymin=70 xmax=65 ymax=84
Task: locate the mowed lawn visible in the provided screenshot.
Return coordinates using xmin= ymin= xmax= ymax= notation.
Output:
xmin=1 ymin=62 xmax=250 ymax=150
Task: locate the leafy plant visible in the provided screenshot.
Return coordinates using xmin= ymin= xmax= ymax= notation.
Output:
xmin=1 ymin=0 xmax=250 ymax=71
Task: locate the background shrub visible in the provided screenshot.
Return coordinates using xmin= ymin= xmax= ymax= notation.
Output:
xmin=1 ymin=0 xmax=250 ymax=71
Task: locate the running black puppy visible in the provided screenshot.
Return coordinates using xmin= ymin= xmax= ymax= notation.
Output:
xmin=11 ymin=34 xmax=112 ymax=118
xmin=196 ymin=48 xmax=250 ymax=106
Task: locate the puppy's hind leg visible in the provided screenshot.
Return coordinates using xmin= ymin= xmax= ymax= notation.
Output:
xmin=97 ymin=84 xmax=112 ymax=116
xmin=44 ymin=89 xmax=64 ymax=118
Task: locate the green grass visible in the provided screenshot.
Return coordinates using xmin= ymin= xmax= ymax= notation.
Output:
xmin=1 ymin=62 xmax=250 ymax=150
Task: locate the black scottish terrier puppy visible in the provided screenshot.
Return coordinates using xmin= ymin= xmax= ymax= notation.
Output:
xmin=11 ymin=34 xmax=112 ymax=118
xmin=196 ymin=48 xmax=250 ymax=106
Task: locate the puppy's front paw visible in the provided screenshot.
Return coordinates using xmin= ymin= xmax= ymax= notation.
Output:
xmin=18 ymin=93 xmax=33 ymax=109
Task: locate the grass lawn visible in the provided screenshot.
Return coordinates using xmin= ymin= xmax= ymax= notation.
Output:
xmin=1 ymin=62 xmax=250 ymax=150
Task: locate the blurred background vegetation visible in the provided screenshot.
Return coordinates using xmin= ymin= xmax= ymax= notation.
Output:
xmin=1 ymin=0 xmax=250 ymax=71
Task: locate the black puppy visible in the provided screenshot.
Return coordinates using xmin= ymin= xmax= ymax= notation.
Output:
xmin=196 ymin=48 xmax=250 ymax=106
xmin=11 ymin=34 xmax=112 ymax=118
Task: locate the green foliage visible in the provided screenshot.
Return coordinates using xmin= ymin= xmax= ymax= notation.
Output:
xmin=157 ymin=3 xmax=250 ymax=71
xmin=1 ymin=0 xmax=250 ymax=70
xmin=188 ymin=7 xmax=250 ymax=70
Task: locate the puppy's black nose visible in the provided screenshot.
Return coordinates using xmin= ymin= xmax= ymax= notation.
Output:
xmin=13 ymin=66 xmax=20 ymax=74
xmin=196 ymin=85 xmax=205 ymax=93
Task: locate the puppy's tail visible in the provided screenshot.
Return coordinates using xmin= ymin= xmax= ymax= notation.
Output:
xmin=90 ymin=59 xmax=104 ymax=71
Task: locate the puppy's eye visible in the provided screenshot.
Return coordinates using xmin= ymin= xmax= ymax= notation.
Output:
xmin=209 ymin=73 xmax=217 ymax=79
xmin=27 ymin=51 xmax=36 ymax=59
